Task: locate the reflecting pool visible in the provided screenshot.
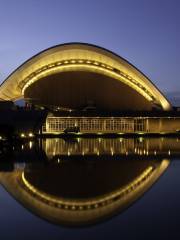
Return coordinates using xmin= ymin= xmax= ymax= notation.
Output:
xmin=0 ymin=137 xmax=180 ymax=239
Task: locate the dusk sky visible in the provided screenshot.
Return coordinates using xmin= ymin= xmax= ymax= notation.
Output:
xmin=0 ymin=0 xmax=179 ymax=104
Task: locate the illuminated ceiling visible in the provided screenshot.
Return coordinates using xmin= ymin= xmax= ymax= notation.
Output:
xmin=0 ymin=43 xmax=172 ymax=110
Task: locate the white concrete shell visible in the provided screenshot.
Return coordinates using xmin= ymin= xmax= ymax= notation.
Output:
xmin=0 ymin=43 xmax=172 ymax=111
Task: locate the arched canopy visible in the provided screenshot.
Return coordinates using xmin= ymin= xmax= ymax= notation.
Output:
xmin=0 ymin=43 xmax=172 ymax=111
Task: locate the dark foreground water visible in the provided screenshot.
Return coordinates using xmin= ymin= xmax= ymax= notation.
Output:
xmin=0 ymin=137 xmax=180 ymax=240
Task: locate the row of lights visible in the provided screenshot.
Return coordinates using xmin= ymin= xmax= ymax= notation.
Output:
xmin=20 ymin=132 xmax=34 ymax=138
xmin=0 ymin=133 xmax=34 ymax=140
xmin=20 ymin=58 xmax=155 ymax=102
xmin=50 ymin=149 xmax=173 ymax=156
xmin=21 ymin=166 xmax=154 ymax=211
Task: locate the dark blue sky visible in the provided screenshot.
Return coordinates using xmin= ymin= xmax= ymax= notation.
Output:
xmin=0 ymin=0 xmax=179 ymax=102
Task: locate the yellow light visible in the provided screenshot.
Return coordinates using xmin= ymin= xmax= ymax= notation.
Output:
xmin=77 ymin=132 xmax=82 ymax=135
xmin=28 ymin=132 xmax=33 ymax=137
xmin=139 ymin=137 xmax=144 ymax=142
xmin=21 ymin=61 xmax=154 ymax=102
xmin=21 ymin=165 xmax=155 ymax=211
xmin=0 ymin=136 xmax=2 ymax=140
xmin=21 ymin=133 xmax=25 ymax=138
xmin=29 ymin=141 xmax=33 ymax=149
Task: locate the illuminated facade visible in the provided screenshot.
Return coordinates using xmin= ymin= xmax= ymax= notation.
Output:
xmin=43 ymin=115 xmax=180 ymax=134
xmin=44 ymin=116 xmax=144 ymax=133
xmin=0 ymin=43 xmax=171 ymax=109
xmin=0 ymin=43 xmax=178 ymax=134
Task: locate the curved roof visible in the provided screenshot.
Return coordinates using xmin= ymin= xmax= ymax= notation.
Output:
xmin=0 ymin=43 xmax=172 ymax=111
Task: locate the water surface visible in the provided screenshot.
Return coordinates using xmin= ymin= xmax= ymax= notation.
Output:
xmin=0 ymin=137 xmax=180 ymax=240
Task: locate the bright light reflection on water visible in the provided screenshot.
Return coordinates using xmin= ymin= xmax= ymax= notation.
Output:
xmin=0 ymin=137 xmax=180 ymax=240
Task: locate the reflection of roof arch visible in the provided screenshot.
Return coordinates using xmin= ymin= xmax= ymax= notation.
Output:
xmin=0 ymin=159 xmax=169 ymax=226
xmin=0 ymin=43 xmax=172 ymax=111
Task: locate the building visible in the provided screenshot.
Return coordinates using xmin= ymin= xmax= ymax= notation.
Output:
xmin=0 ymin=43 xmax=179 ymax=134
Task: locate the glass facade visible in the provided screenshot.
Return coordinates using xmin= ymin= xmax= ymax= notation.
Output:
xmin=43 ymin=117 xmax=146 ymax=133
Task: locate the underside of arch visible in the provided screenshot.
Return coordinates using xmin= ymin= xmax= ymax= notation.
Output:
xmin=0 ymin=43 xmax=172 ymax=111
xmin=25 ymin=71 xmax=154 ymax=111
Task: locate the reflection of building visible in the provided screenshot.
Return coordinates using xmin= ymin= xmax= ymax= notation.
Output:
xmin=0 ymin=43 xmax=180 ymax=134
xmin=43 ymin=138 xmax=180 ymax=158
xmin=0 ymin=158 xmax=169 ymax=226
